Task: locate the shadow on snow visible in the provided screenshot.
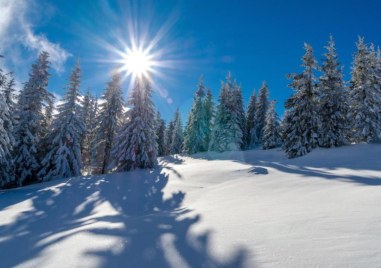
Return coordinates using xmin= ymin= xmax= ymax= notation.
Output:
xmin=0 ymin=162 xmax=248 ymax=267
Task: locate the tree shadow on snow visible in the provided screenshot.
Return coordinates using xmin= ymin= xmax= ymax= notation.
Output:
xmin=0 ymin=164 xmax=248 ymax=267
xmin=191 ymin=145 xmax=381 ymax=186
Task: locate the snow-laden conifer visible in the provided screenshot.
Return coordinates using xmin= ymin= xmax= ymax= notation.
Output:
xmin=13 ymin=51 xmax=51 ymax=185
xmin=170 ymin=108 xmax=183 ymax=154
xmin=155 ymin=111 xmax=166 ymax=157
xmin=262 ymin=101 xmax=281 ymax=149
xmin=283 ymin=43 xmax=319 ymax=158
xmin=245 ymin=90 xmax=257 ymax=149
xmin=94 ymin=72 xmax=124 ymax=174
xmin=349 ymin=38 xmax=381 ymax=143
xmin=112 ymin=76 xmax=157 ymax=171
xmin=209 ymin=73 xmax=243 ymax=152
xmin=254 ymin=81 xmax=269 ymax=145
xmin=318 ymin=36 xmax=349 ymax=147
xmin=38 ymin=62 xmax=84 ymax=180
xmin=184 ymin=78 xmax=208 ymax=154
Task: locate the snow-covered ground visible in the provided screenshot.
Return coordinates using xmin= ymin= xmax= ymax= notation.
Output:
xmin=1 ymin=144 xmax=381 ymax=267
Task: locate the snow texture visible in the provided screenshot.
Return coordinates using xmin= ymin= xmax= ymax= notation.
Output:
xmin=1 ymin=144 xmax=381 ymax=267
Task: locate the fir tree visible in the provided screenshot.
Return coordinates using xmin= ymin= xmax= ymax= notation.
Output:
xmin=209 ymin=73 xmax=243 ymax=152
xmin=164 ymin=120 xmax=175 ymax=155
xmin=245 ymin=90 xmax=257 ymax=149
xmin=183 ymin=78 xmax=207 ymax=154
xmin=318 ymin=36 xmax=349 ymax=147
xmin=112 ymin=76 xmax=157 ymax=171
xmin=38 ymin=62 xmax=85 ymax=180
xmin=283 ymin=43 xmax=319 ymax=158
xmin=262 ymin=101 xmax=281 ymax=149
xmin=232 ymin=82 xmax=246 ymax=149
xmin=155 ymin=111 xmax=166 ymax=157
xmin=254 ymin=81 xmax=270 ymax=145
xmin=13 ymin=51 xmax=51 ymax=185
xmin=171 ymin=108 xmax=183 ymax=154
xmin=0 ymin=63 xmax=14 ymax=187
xmin=349 ymin=38 xmax=381 ymax=143
xmin=94 ymin=72 xmax=124 ymax=174
xmin=203 ymin=87 xmax=214 ymax=150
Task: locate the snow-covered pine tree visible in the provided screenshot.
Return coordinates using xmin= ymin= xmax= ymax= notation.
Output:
xmin=0 ymin=63 xmax=14 ymax=187
xmin=283 ymin=43 xmax=319 ymax=158
xmin=38 ymin=62 xmax=85 ymax=181
xmin=262 ymin=101 xmax=282 ymax=149
xmin=318 ymin=36 xmax=349 ymax=147
xmin=155 ymin=111 xmax=166 ymax=157
xmin=112 ymin=75 xmax=157 ymax=171
xmin=348 ymin=38 xmax=381 ymax=143
xmin=164 ymin=120 xmax=175 ymax=155
xmin=209 ymin=73 xmax=243 ymax=152
xmin=254 ymin=81 xmax=270 ymax=145
xmin=94 ymin=72 xmax=124 ymax=174
xmin=13 ymin=51 xmax=51 ymax=185
xmin=81 ymin=88 xmax=92 ymax=168
xmin=245 ymin=90 xmax=257 ymax=149
xmin=232 ymin=82 xmax=246 ymax=149
xmin=203 ymin=87 xmax=214 ymax=150
xmin=2 ymin=75 xmax=17 ymax=129
xmin=183 ymin=78 xmax=207 ymax=154
xmin=88 ymin=95 xmax=99 ymax=170
xmin=170 ymin=108 xmax=183 ymax=154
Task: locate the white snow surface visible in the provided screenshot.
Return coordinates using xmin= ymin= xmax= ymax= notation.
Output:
xmin=1 ymin=144 xmax=381 ymax=267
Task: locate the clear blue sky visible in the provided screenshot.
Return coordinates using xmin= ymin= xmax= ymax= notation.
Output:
xmin=2 ymin=0 xmax=381 ymax=121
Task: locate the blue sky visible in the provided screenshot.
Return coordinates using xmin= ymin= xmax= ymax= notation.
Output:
xmin=1 ymin=0 xmax=381 ymax=121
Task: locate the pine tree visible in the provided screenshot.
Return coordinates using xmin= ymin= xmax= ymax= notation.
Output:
xmin=155 ymin=111 xmax=166 ymax=157
xmin=164 ymin=120 xmax=175 ymax=155
xmin=245 ymin=90 xmax=257 ymax=149
xmin=81 ymin=88 xmax=93 ymax=169
xmin=283 ymin=43 xmax=319 ymax=158
xmin=112 ymin=76 xmax=157 ymax=171
xmin=38 ymin=62 xmax=85 ymax=181
xmin=0 ymin=63 xmax=14 ymax=187
xmin=254 ymin=81 xmax=270 ymax=145
xmin=183 ymin=78 xmax=207 ymax=154
xmin=232 ymin=82 xmax=246 ymax=149
xmin=318 ymin=36 xmax=349 ymax=147
xmin=349 ymin=37 xmax=381 ymax=143
xmin=209 ymin=73 xmax=243 ymax=152
xmin=262 ymin=101 xmax=281 ymax=149
xmin=203 ymin=87 xmax=214 ymax=150
xmin=171 ymin=108 xmax=183 ymax=154
xmin=14 ymin=51 xmax=51 ymax=185
xmin=94 ymin=72 xmax=124 ymax=174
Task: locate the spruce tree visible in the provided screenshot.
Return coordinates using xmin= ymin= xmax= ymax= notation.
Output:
xmin=283 ymin=43 xmax=319 ymax=158
xmin=349 ymin=38 xmax=381 ymax=143
xmin=262 ymin=101 xmax=281 ymax=149
xmin=232 ymin=82 xmax=246 ymax=149
xmin=164 ymin=120 xmax=175 ymax=155
xmin=0 ymin=64 xmax=14 ymax=187
xmin=81 ymin=88 xmax=93 ymax=169
xmin=170 ymin=108 xmax=183 ymax=154
xmin=209 ymin=73 xmax=243 ymax=152
xmin=203 ymin=87 xmax=214 ymax=150
xmin=245 ymin=90 xmax=257 ymax=149
xmin=254 ymin=81 xmax=270 ymax=145
xmin=112 ymin=76 xmax=157 ymax=171
xmin=38 ymin=62 xmax=85 ymax=180
xmin=183 ymin=78 xmax=207 ymax=154
xmin=14 ymin=51 xmax=51 ymax=185
xmin=94 ymin=72 xmax=124 ymax=174
xmin=155 ymin=111 xmax=166 ymax=157
xmin=318 ymin=36 xmax=349 ymax=147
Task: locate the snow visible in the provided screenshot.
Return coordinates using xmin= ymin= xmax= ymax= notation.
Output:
xmin=1 ymin=144 xmax=381 ymax=267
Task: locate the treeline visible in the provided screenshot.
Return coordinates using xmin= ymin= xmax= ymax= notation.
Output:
xmin=1 ymin=35 xmax=380 ymax=189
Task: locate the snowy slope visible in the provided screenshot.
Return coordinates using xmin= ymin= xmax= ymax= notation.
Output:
xmin=1 ymin=144 xmax=381 ymax=267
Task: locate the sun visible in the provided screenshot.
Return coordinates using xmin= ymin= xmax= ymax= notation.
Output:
xmin=122 ymin=47 xmax=153 ymax=78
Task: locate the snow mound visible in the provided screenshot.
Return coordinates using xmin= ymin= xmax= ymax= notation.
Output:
xmin=1 ymin=144 xmax=381 ymax=267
